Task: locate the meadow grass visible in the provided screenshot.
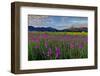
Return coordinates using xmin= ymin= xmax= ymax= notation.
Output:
xmin=28 ymin=32 xmax=88 ymax=61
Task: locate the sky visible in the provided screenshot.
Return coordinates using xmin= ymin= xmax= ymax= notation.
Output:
xmin=28 ymin=15 xmax=88 ymax=30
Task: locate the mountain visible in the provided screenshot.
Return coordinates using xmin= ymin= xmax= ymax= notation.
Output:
xmin=28 ymin=26 xmax=88 ymax=32
xmin=28 ymin=26 xmax=57 ymax=32
xmin=63 ymin=27 xmax=88 ymax=32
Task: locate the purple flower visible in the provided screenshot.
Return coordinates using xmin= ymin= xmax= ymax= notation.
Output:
xmin=70 ymin=43 xmax=74 ymax=48
xmin=83 ymin=37 xmax=87 ymax=42
xmin=66 ymin=35 xmax=71 ymax=39
xmin=34 ymin=45 xmax=39 ymax=48
xmin=55 ymin=47 xmax=60 ymax=59
xmin=43 ymin=33 xmax=48 ymax=39
xmin=32 ymin=37 xmax=34 ymax=42
xmin=32 ymin=37 xmax=40 ymax=43
xmin=47 ymin=48 xmax=52 ymax=57
xmin=78 ymin=44 xmax=83 ymax=49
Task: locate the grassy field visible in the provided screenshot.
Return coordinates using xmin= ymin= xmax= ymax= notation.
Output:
xmin=28 ymin=32 xmax=88 ymax=61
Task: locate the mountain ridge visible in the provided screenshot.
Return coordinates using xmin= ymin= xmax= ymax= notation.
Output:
xmin=28 ymin=26 xmax=88 ymax=32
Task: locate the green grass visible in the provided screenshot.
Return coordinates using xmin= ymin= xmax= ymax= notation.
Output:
xmin=30 ymin=31 xmax=87 ymax=35
xmin=28 ymin=32 xmax=88 ymax=61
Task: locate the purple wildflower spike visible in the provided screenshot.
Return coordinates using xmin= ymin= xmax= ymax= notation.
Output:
xmin=47 ymin=48 xmax=52 ymax=57
xmin=55 ymin=47 xmax=60 ymax=59
xmin=34 ymin=46 xmax=39 ymax=48
xmin=32 ymin=37 xmax=34 ymax=42
xmin=43 ymin=33 xmax=48 ymax=39
xmin=70 ymin=43 xmax=74 ymax=48
xmin=32 ymin=37 xmax=40 ymax=43
xmin=79 ymin=44 xmax=83 ymax=49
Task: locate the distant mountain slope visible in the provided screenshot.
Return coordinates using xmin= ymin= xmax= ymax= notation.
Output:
xmin=28 ymin=26 xmax=88 ymax=32
xmin=28 ymin=26 xmax=58 ymax=32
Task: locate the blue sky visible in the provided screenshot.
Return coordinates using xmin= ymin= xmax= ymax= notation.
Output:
xmin=28 ymin=15 xmax=88 ymax=30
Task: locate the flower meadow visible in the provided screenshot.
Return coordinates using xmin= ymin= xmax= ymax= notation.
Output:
xmin=28 ymin=32 xmax=88 ymax=61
